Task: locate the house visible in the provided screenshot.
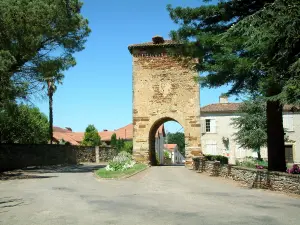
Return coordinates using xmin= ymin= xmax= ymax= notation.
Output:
xmin=200 ymin=96 xmax=300 ymax=164
xmin=53 ymin=123 xmax=165 ymax=146
xmin=164 ymin=144 xmax=185 ymax=164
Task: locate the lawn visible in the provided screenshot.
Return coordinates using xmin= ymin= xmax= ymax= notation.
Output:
xmin=96 ymin=164 xmax=148 ymax=179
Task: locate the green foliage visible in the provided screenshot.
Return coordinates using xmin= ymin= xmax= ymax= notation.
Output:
xmin=231 ymin=98 xmax=267 ymax=159
xmin=167 ymin=0 xmax=297 ymax=171
xmin=156 ymin=153 xmax=160 ymax=165
xmin=81 ymin=125 xmax=101 ymax=147
xmin=225 ymin=0 xmax=300 ymax=105
xmin=0 ymin=0 xmax=90 ymax=105
xmin=58 ymin=139 xmax=71 ymax=145
xmin=110 ymin=133 xmax=117 ymax=147
xmin=121 ymin=141 xmax=133 ymax=154
xmin=204 ymin=154 xmax=228 ymax=165
xmin=164 ymin=150 xmax=170 ymax=159
xmin=96 ymin=164 xmax=147 ymax=179
xmin=106 ymin=151 xmax=134 ymax=172
xmin=166 ymin=132 xmax=185 ymax=155
xmin=0 ymin=104 xmax=49 ymax=144
xmin=236 ymin=157 xmax=268 ymax=169
xmin=115 ymin=138 xmax=125 ymax=153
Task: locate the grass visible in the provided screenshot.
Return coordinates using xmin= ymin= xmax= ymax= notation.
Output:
xmin=96 ymin=164 xmax=148 ymax=179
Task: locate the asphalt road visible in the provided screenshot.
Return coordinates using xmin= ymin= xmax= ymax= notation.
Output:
xmin=0 ymin=164 xmax=300 ymax=225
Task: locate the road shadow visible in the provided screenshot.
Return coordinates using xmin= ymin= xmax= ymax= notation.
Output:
xmin=0 ymin=197 xmax=26 ymax=212
xmin=17 ymin=164 xmax=106 ymax=174
xmin=0 ymin=172 xmax=57 ymax=181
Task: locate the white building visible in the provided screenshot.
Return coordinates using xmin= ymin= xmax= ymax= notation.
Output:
xmin=200 ymin=96 xmax=300 ymax=164
xmin=164 ymin=144 xmax=185 ymax=164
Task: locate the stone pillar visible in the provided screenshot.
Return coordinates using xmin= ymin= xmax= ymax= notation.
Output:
xmin=229 ymin=145 xmax=236 ymax=165
xmin=95 ymin=146 xmax=100 ymax=163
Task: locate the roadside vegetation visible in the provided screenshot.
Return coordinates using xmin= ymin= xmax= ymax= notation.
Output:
xmin=96 ymin=151 xmax=147 ymax=179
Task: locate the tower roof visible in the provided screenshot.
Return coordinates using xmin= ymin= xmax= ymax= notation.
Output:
xmin=128 ymin=36 xmax=181 ymax=54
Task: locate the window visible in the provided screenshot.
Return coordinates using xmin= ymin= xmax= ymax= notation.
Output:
xmin=205 ymin=119 xmax=211 ymax=132
xmin=283 ymin=114 xmax=294 ymax=132
xmin=203 ymin=118 xmax=217 ymax=133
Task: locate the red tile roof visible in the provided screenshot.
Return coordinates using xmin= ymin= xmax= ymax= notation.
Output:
xmin=164 ymin=144 xmax=177 ymax=152
xmin=201 ymin=103 xmax=300 ymax=113
xmin=201 ymin=103 xmax=241 ymax=113
xmin=53 ymin=123 xmax=165 ymax=145
xmin=128 ymin=39 xmax=181 ymax=54
xmin=53 ymin=126 xmax=72 ymax=133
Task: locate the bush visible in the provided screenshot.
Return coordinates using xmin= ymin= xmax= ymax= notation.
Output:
xmin=236 ymin=158 xmax=268 ymax=169
xmin=164 ymin=151 xmax=170 ymax=159
xmin=105 ymin=151 xmax=135 ymax=172
xmin=121 ymin=141 xmax=133 ymax=154
xmin=287 ymin=164 xmax=300 ymax=174
xmin=204 ymin=154 xmax=228 ymax=165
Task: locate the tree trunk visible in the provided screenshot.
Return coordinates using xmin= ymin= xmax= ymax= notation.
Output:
xmin=266 ymin=100 xmax=286 ymax=172
xmin=48 ymin=81 xmax=53 ymax=144
xmin=257 ymin=148 xmax=262 ymax=161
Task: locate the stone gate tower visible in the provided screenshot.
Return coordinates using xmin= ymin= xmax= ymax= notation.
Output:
xmin=128 ymin=36 xmax=202 ymax=168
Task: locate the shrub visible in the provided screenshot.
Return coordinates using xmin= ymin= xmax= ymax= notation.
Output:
xmin=105 ymin=151 xmax=135 ymax=172
xmin=287 ymin=164 xmax=300 ymax=174
xmin=164 ymin=151 xmax=170 ymax=159
xmin=204 ymin=154 xmax=228 ymax=165
xmin=236 ymin=158 xmax=268 ymax=169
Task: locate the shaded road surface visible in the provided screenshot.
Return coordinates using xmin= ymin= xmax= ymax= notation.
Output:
xmin=1 ymin=164 xmax=300 ymax=225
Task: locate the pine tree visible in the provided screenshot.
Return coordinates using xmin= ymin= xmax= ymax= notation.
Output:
xmin=167 ymin=0 xmax=299 ymax=171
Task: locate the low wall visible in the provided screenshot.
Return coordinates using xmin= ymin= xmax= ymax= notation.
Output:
xmin=192 ymin=157 xmax=300 ymax=195
xmin=0 ymin=144 xmax=117 ymax=172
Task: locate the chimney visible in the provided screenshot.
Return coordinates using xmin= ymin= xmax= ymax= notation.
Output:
xmin=219 ymin=95 xmax=229 ymax=103
xmin=65 ymin=127 xmax=72 ymax=132
xmin=152 ymin=35 xmax=165 ymax=44
xmin=103 ymin=129 xmax=108 ymax=132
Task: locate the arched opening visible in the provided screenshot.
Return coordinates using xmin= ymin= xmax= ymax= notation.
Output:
xmin=149 ymin=117 xmax=185 ymax=166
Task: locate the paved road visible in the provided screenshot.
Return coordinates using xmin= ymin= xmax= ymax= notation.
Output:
xmin=0 ymin=164 xmax=300 ymax=225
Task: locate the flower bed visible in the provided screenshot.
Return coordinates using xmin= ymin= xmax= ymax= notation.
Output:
xmin=96 ymin=151 xmax=148 ymax=179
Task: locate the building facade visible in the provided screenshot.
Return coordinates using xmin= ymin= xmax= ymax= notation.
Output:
xmin=200 ymin=96 xmax=300 ymax=164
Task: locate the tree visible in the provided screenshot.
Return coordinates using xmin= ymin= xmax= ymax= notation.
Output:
xmin=122 ymin=141 xmax=133 ymax=154
xmin=110 ymin=133 xmax=117 ymax=147
xmin=231 ymin=99 xmax=267 ymax=161
xmin=167 ymin=0 xmax=299 ymax=171
xmin=81 ymin=125 xmax=101 ymax=147
xmin=44 ymin=74 xmax=64 ymax=144
xmin=166 ymin=132 xmax=185 ymax=155
xmin=0 ymin=0 xmax=90 ymax=105
xmin=116 ymin=138 xmax=125 ymax=153
xmin=0 ymin=104 xmax=49 ymax=144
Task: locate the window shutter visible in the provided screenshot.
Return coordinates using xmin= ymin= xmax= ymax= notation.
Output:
xmin=201 ymin=119 xmax=206 ymax=133
xmin=205 ymin=140 xmax=217 ymax=155
xmin=210 ymin=119 xmax=217 ymax=133
xmin=283 ymin=114 xmax=294 ymax=131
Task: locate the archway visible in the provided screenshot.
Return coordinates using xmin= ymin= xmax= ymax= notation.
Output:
xmin=149 ymin=117 xmax=186 ymax=166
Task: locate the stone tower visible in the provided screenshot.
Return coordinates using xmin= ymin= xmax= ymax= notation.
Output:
xmin=128 ymin=36 xmax=202 ymax=168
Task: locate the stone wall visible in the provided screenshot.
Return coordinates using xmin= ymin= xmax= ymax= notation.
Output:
xmin=0 ymin=144 xmax=117 ymax=172
xmin=192 ymin=157 xmax=300 ymax=195
xmin=98 ymin=147 xmax=117 ymax=162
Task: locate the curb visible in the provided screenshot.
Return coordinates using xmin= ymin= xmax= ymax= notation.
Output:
xmin=93 ymin=166 xmax=149 ymax=180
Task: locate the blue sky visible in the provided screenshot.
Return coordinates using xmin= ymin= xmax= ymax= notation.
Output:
xmin=34 ymin=0 xmax=240 ymax=133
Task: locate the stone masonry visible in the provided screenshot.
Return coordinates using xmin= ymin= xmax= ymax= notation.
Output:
xmin=128 ymin=36 xmax=202 ymax=167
